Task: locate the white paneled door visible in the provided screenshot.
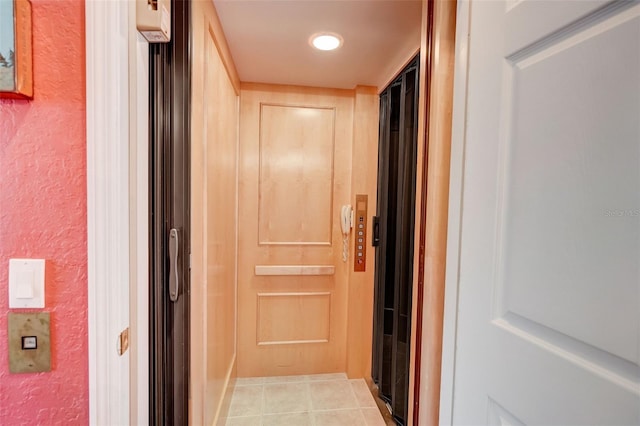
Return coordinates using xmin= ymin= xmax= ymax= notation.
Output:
xmin=446 ymin=0 xmax=640 ymax=424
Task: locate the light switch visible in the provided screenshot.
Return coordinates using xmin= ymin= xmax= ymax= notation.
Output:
xmin=15 ymin=279 xmax=34 ymax=299
xmin=9 ymin=259 xmax=45 ymax=309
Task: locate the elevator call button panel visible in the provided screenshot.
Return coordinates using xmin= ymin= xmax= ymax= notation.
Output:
xmin=354 ymin=194 xmax=368 ymax=272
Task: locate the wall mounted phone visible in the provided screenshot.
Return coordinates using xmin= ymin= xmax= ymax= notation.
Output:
xmin=341 ymin=205 xmax=353 ymax=261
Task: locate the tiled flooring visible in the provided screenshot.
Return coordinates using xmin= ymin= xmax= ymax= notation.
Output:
xmin=224 ymin=373 xmax=387 ymax=426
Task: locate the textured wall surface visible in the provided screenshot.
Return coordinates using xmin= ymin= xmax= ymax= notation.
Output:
xmin=0 ymin=0 xmax=88 ymax=423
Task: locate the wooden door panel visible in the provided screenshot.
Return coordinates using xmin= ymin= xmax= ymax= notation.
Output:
xmin=238 ymin=84 xmax=354 ymax=377
xmin=258 ymin=104 xmax=336 ymax=246
xmin=190 ymin=1 xmax=241 ymax=422
xmin=256 ymin=292 xmax=332 ymax=345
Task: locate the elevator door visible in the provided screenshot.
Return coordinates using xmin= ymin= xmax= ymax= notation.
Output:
xmin=149 ymin=0 xmax=190 ymax=423
xmin=372 ymin=57 xmax=419 ymax=425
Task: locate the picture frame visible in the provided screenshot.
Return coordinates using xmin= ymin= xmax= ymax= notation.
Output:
xmin=0 ymin=0 xmax=33 ymax=99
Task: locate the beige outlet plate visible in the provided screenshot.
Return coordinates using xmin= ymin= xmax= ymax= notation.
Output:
xmin=8 ymin=312 xmax=51 ymax=374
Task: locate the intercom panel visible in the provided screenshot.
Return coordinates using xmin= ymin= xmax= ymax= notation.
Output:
xmin=137 ymin=0 xmax=171 ymax=42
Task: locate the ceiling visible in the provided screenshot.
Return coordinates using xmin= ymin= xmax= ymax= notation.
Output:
xmin=213 ymin=0 xmax=423 ymax=90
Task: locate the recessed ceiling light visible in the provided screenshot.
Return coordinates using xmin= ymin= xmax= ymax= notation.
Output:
xmin=310 ymin=33 xmax=343 ymax=51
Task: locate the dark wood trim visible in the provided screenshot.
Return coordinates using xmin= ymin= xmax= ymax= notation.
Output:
xmin=412 ymin=0 xmax=435 ymax=424
xmin=149 ymin=0 xmax=191 ymax=423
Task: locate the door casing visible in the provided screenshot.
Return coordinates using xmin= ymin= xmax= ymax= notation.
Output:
xmin=86 ymin=0 xmax=456 ymax=423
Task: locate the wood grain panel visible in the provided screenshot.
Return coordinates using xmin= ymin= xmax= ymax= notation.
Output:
xmin=408 ymin=2 xmax=432 ymax=421
xmin=410 ymin=0 xmax=457 ymax=424
xmin=346 ymin=86 xmax=379 ymax=379
xmin=258 ymin=104 xmax=336 ymax=245
xmin=238 ymin=84 xmax=354 ymax=378
xmin=190 ymin=1 xmax=239 ymax=424
xmin=201 ymin=0 xmax=240 ymax=94
xmin=255 ymin=265 xmax=335 ymax=276
xmin=257 ymin=292 xmax=331 ymax=345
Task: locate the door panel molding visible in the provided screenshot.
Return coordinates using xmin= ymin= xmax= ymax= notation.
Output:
xmin=493 ymin=312 xmax=640 ymax=394
xmin=493 ymin=4 xmax=640 ymax=364
xmin=257 ymin=103 xmax=336 ymax=246
xmin=256 ymin=292 xmax=332 ymax=345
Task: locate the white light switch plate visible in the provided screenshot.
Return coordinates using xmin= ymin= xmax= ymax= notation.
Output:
xmin=9 ymin=259 xmax=45 ymax=309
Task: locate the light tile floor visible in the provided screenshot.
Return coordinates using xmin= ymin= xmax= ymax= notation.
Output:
xmin=224 ymin=373 xmax=387 ymax=426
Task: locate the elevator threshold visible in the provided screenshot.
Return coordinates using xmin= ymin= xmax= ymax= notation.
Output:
xmin=223 ymin=373 xmax=392 ymax=425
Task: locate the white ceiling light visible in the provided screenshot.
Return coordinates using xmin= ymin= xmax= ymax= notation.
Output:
xmin=310 ymin=33 xmax=343 ymax=51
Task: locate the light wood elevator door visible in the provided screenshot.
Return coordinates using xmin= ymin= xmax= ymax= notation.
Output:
xmin=237 ymin=85 xmax=354 ymax=377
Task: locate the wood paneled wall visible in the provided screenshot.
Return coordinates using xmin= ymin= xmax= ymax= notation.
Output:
xmin=190 ymin=1 xmax=240 ymax=424
xmin=346 ymin=86 xmax=380 ymax=379
xmin=189 ymin=5 xmax=396 ymax=423
xmin=237 ymin=83 xmax=379 ymax=380
xmin=238 ymin=83 xmax=350 ymax=377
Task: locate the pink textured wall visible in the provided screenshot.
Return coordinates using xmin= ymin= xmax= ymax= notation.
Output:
xmin=0 ymin=0 xmax=88 ymax=423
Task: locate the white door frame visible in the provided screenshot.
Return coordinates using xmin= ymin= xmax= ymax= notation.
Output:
xmin=86 ymin=0 xmax=149 ymax=424
xmin=439 ymin=0 xmax=470 ymax=424
xmin=129 ymin=29 xmax=151 ymax=426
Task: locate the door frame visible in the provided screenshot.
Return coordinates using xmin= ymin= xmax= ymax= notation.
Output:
xmin=409 ymin=0 xmax=458 ymax=424
xmin=86 ymin=0 xmax=458 ymax=422
xmin=438 ymin=1 xmax=469 ymax=423
xmin=86 ymin=0 xmax=131 ymax=421
xmin=86 ymin=2 xmax=129 ymax=424
xmin=86 ymin=1 xmax=150 ymax=424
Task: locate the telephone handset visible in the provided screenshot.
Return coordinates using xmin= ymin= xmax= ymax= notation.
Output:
xmin=341 ymin=205 xmax=353 ymax=261
xmin=341 ymin=205 xmax=353 ymax=236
